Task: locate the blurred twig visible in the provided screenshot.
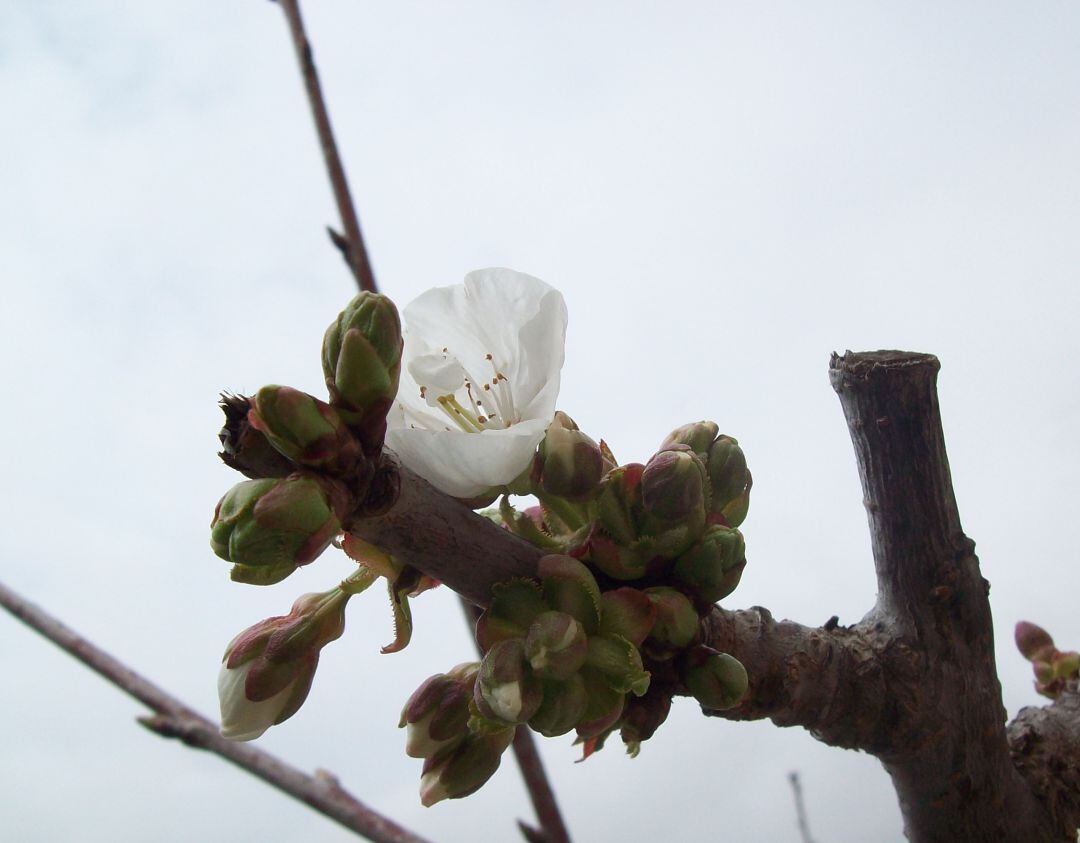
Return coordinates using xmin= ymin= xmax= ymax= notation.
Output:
xmin=461 ymin=598 xmax=573 ymax=843
xmin=788 ymin=771 xmax=819 ymax=843
xmin=275 ymin=0 xmax=377 ymax=293
xmin=0 ymin=580 xmax=430 ymax=843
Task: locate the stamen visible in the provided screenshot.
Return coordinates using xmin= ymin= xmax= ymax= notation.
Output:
xmin=437 ymin=394 xmax=485 ymax=433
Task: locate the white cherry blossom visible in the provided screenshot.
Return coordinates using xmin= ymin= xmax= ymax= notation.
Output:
xmin=385 ymin=268 xmax=567 ymax=498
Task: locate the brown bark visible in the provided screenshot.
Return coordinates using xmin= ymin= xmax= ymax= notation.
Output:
xmin=348 ymin=350 xmax=1080 ymax=842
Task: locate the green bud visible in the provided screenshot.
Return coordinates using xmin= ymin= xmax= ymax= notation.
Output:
xmin=248 ymin=385 xmax=362 ymax=476
xmin=591 ymin=463 xmax=645 ymax=545
xmin=682 ymin=646 xmax=748 ymax=710
xmin=641 ymin=445 xmax=707 ymax=526
xmin=419 ymin=727 xmax=515 ymax=806
xmin=322 ymin=292 xmax=402 ymax=451
xmin=707 ymin=436 xmax=751 ymax=521
xmin=576 ymin=668 xmax=626 ymax=739
xmin=538 ymin=555 xmax=602 ymax=634
xmin=1053 ymin=651 xmax=1080 ymax=679
xmin=599 ymin=588 xmax=657 ymax=647
xmin=585 ymin=635 xmax=651 ymax=697
xmin=660 ymin=421 xmax=719 ymax=462
xmin=529 ymin=675 xmax=589 ymax=737
xmin=643 ymin=587 xmax=699 ymax=657
xmin=525 ymin=611 xmax=588 ymax=681
xmin=475 ymin=579 xmax=547 ymax=652
xmin=673 ymin=525 xmax=746 ymax=604
xmin=399 ymin=663 xmax=478 ymax=759
xmin=211 ymin=475 xmax=342 ymax=580
xmin=585 ymin=532 xmax=650 ymax=581
xmin=476 ymin=639 xmax=543 ymax=724
xmin=535 ymin=411 xmax=604 ymax=500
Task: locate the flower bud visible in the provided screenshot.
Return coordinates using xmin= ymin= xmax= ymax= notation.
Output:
xmin=681 ymin=646 xmax=748 ymax=710
xmin=322 ymin=292 xmax=403 ymax=451
xmin=210 ymin=474 xmax=343 ymax=581
xmin=660 ymin=421 xmax=719 ymax=462
xmin=641 ymin=445 xmax=707 ymax=525
xmin=419 ymin=727 xmax=515 ymax=806
xmin=599 ymin=588 xmax=657 ymax=647
xmin=218 ymin=590 xmax=348 ymax=740
xmin=591 ymin=463 xmax=645 ymax=545
xmin=399 ymin=663 xmax=478 ymax=759
xmin=706 ymin=436 xmax=751 ymax=522
xmin=673 ymin=525 xmax=746 ymax=604
xmin=538 ymin=554 xmax=601 ymax=634
xmin=529 ymin=675 xmax=589 ymax=737
xmin=643 ymin=587 xmax=699 ymax=657
xmin=576 ymin=669 xmax=626 ymax=739
xmin=475 ymin=579 xmax=547 ymax=652
xmin=585 ymin=636 xmax=651 ymax=697
xmin=585 ymin=531 xmax=650 ymax=581
xmin=535 ymin=412 xmax=604 ymax=500
xmin=476 ymin=639 xmax=543 ymax=724
xmin=1015 ymin=621 xmax=1056 ymax=662
xmin=525 ymin=611 xmax=588 ymax=681
xmin=248 ymin=385 xmax=362 ymax=476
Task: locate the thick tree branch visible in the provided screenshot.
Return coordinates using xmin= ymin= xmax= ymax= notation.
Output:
xmin=276 ymin=0 xmax=377 ymax=293
xmin=830 ymin=351 xmax=1054 ymax=842
xmin=342 ymin=352 xmax=1080 ymax=841
xmin=0 ymin=580 xmax=430 ymax=843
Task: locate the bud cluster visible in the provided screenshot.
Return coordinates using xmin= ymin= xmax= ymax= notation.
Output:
xmin=401 ymin=553 xmax=749 ymax=803
xmin=212 ymin=292 xmax=404 ymax=585
xmin=505 ymin=419 xmax=750 ymax=602
xmin=1015 ymin=621 xmax=1080 ymax=699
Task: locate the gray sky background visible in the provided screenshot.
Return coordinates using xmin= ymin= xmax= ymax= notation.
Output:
xmin=2 ymin=2 xmax=1078 ymax=840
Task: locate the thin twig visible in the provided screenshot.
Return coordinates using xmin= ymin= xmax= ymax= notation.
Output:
xmin=0 ymin=580 xmax=430 ymax=843
xmin=510 ymin=726 xmax=572 ymax=843
xmin=276 ymin=0 xmax=377 ymax=294
xmin=460 ymin=597 xmax=573 ymax=843
xmin=788 ymin=771 xmax=818 ymax=843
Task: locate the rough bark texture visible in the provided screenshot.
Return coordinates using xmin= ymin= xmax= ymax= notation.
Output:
xmin=829 ymin=351 xmax=1057 ymax=841
xmin=345 ymin=351 xmax=1080 ymax=842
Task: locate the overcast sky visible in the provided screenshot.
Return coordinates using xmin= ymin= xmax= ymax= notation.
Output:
xmin=2 ymin=2 xmax=1079 ymax=841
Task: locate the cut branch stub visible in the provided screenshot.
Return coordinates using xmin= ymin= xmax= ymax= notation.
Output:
xmin=829 ymin=350 xmax=1053 ymax=842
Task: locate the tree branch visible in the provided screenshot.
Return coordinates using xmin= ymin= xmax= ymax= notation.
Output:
xmin=0 ymin=580 xmax=430 ymax=843
xmin=829 ymin=350 xmax=1054 ymax=841
xmin=276 ymin=0 xmax=377 ymax=293
xmin=347 ymin=456 xmax=542 ymax=607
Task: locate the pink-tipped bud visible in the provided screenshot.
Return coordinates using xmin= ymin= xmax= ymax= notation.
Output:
xmin=1015 ymin=621 xmax=1055 ymax=662
xmin=418 ymin=728 xmax=515 ymax=806
xmin=399 ymin=663 xmax=477 ymax=759
xmin=218 ymin=590 xmax=349 ymax=741
xmin=535 ymin=411 xmax=604 ymax=500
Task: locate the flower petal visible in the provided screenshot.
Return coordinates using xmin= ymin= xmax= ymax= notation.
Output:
xmin=218 ymin=661 xmax=294 ymax=742
xmin=386 ymin=417 xmax=548 ymax=498
xmin=387 ymin=269 xmax=567 ymax=497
